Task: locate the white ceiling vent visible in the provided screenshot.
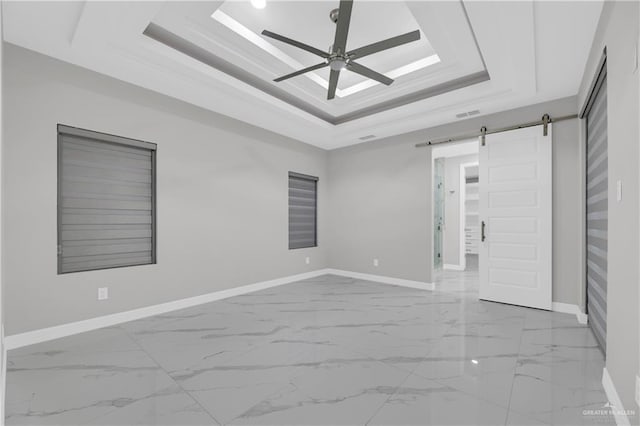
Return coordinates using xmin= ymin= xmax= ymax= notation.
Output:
xmin=456 ymin=109 xmax=480 ymax=119
xmin=359 ymin=134 xmax=376 ymax=141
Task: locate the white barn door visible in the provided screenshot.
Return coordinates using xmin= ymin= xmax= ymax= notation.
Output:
xmin=478 ymin=125 xmax=552 ymax=310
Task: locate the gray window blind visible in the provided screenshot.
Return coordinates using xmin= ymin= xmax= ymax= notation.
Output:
xmin=585 ymin=72 xmax=608 ymax=353
xmin=58 ymin=125 xmax=157 ymax=274
xmin=288 ymin=172 xmax=318 ymax=249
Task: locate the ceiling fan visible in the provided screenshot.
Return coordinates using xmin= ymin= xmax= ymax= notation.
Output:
xmin=261 ymin=0 xmax=421 ymax=100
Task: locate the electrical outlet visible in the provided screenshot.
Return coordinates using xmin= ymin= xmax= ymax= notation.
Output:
xmin=373 ymin=259 xmax=379 ymax=267
xmin=636 ymin=375 xmax=640 ymax=407
xmin=305 ymin=257 xmax=310 ymax=265
xmin=98 ymin=287 xmax=109 ymax=301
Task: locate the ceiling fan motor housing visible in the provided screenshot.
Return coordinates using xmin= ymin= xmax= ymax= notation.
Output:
xmin=329 ymin=57 xmax=348 ymax=71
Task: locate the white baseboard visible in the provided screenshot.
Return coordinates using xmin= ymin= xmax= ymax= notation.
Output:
xmin=3 ymin=268 xmax=445 ymax=351
xmin=1 ymin=325 xmax=5 ymax=426
xmin=602 ymin=367 xmax=633 ymax=426
xmin=326 ymin=269 xmax=435 ymax=291
xmin=443 ymin=264 xmax=465 ymax=271
xmin=5 ymin=269 xmax=331 ymax=350
xmin=575 ymin=311 xmax=589 ymax=325
xmin=552 ymin=302 xmax=588 ymax=324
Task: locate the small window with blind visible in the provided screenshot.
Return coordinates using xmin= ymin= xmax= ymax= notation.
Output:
xmin=57 ymin=125 xmax=157 ymax=274
xmin=288 ymin=172 xmax=318 ymax=249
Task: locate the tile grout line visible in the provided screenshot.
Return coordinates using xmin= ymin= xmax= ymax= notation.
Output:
xmin=363 ymin=304 xmax=464 ymax=426
xmin=404 ymin=317 xmax=522 ymax=417
xmin=117 ymin=324 xmax=224 ymax=426
xmin=363 ymin=368 xmax=413 ymax=426
xmin=503 ymin=316 xmax=528 ymax=425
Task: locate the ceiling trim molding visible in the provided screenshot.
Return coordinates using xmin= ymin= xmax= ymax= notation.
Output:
xmin=2 ymin=0 xmax=603 ymax=149
xmin=334 ymin=70 xmax=489 ymax=124
xmin=143 ymin=22 xmax=335 ymax=123
xmin=144 ymin=22 xmax=490 ymax=126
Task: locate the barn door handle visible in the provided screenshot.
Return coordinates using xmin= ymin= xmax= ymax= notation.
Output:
xmin=481 ymin=221 xmax=486 ymax=242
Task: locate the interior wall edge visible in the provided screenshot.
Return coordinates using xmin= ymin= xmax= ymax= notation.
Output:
xmin=5 ymin=268 xmax=437 ymax=351
xmin=4 ymin=269 xmax=333 ymax=351
xmin=325 ymin=269 xmax=435 ymax=291
xmin=4 ymin=269 xmax=593 ymax=353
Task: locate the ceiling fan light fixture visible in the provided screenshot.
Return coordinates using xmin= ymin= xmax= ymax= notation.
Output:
xmin=250 ymin=0 xmax=266 ymax=10
xmin=329 ymin=58 xmax=348 ymax=71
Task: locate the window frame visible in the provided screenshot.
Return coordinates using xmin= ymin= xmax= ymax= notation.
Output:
xmin=288 ymin=171 xmax=318 ymax=250
xmin=57 ymin=124 xmax=157 ymax=274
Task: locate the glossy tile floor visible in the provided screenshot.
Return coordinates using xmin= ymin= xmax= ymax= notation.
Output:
xmin=6 ymin=265 xmax=615 ymax=425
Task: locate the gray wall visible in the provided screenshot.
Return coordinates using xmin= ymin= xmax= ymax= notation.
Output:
xmin=328 ymin=96 xmax=583 ymax=306
xmin=442 ymin=154 xmax=478 ymax=267
xmin=2 ymin=44 xmax=329 ymax=335
xmin=327 ymin=132 xmax=433 ymax=283
xmin=578 ymin=0 xmax=640 ymax=412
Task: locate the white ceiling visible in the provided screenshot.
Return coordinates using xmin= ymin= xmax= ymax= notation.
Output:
xmin=2 ymin=1 xmax=603 ymax=150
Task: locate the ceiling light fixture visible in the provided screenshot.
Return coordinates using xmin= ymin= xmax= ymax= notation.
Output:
xmin=250 ymin=0 xmax=266 ymax=10
xmin=329 ymin=58 xmax=348 ymax=71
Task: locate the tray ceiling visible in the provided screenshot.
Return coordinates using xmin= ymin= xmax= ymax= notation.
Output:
xmin=2 ymin=1 xmax=603 ymax=149
xmin=147 ymin=1 xmax=488 ymax=123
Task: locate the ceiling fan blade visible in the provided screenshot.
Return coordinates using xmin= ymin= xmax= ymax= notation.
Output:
xmin=347 ymin=62 xmax=393 ymax=85
xmin=262 ymin=30 xmax=330 ymax=58
xmin=347 ymin=30 xmax=421 ymax=60
xmin=327 ymin=69 xmax=340 ymax=100
xmin=332 ymin=0 xmax=353 ymax=55
xmin=274 ymin=63 xmax=328 ymax=82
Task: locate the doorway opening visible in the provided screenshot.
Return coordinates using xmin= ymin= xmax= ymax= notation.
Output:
xmin=431 ymin=140 xmax=480 ymax=293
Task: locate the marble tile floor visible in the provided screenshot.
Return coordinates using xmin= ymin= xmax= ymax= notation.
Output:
xmin=5 ymin=270 xmax=619 ymax=426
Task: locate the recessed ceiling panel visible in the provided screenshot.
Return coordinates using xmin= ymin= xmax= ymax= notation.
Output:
xmin=1 ymin=0 xmax=604 ymax=148
xmin=149 ymin=0 xmax=488 ymax=121
xmin=217 ymin=1 xmax=438 ymax=89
